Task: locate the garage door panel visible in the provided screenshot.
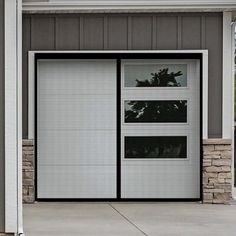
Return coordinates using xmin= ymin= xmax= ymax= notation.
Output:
xmin=120 ymin=59 xmax=200 ymax=199
xmin=121 ymin=165 xmax=200 ymax=198
xmin=38 ymin=96 xmax=116 ymax=129
xmin=37 ymin=130 xmax=116 ymax=165
xmin=37 ymin=59 xmax=117 ymax=199
xmin=37 ymin=165 xmax=117 ymax=199
xmin=38 ymin=60 xmax=116 ymax=95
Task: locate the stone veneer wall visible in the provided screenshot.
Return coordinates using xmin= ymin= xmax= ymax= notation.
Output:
xmin=203 ymin=139 xmax=232 ymax=204
xmin=23 ymin=139 xmax=34 ymax=203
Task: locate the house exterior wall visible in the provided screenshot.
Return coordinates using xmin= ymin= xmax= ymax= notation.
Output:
xmin=23 ymin=13 xmax=231 ymax=203
xmin=0 ymin=0 xmax=4 ymax=232
xmin=0 ymin=1 xmax=231 ymax=234
xmin=22 ymin=12 xmax=231 ymax=204
xmin=22 ymin=13 xmax=223 ymax=139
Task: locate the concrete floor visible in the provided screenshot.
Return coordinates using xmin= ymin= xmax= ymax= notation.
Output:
xmin=24 ymin=202 xmax=236 ymax=236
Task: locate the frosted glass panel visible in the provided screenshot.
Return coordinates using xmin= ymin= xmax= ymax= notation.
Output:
xmin=124 ymin=64 xmax=187 ymax=87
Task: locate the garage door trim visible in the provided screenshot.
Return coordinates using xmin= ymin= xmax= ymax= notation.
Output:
xmin=33 ymin=52 xmax=204 ymax=202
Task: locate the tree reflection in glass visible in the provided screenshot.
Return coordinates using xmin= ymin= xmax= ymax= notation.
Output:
xmin=124 ymin=65 xmax=187 ymax=87
xmin=125 ymin=136 xmax=187 ymax=159
xmin=125 ymin=100 xmax=187 ymax=123
xmin=124 ymin=68 xmax=187 ymax=123
xmin=135 ymin=68 xmax=183 ymax=87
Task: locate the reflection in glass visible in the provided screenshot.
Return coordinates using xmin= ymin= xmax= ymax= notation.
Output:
xmin=125 ymin=136 xmax=187 ymax=159
xmin=125 ymin=100 xmax=187 ymax=123
xmin=124 ymin=64 xmax=187 ymax=87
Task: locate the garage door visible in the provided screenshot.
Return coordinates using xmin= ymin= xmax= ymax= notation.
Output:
xmin=36 ymin=57 xmax=200 ymax=200
xmin=37 ymin=59 xmax=117 ymax=199
xmin=121 ymin=59 xmax=200 ymax=199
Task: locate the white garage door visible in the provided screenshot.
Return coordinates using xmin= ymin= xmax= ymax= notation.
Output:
xmin=37 ymin=59 xmax=117 ymax=199
xmin=37 ymin=57 xmax=200 ymax=200
xmin=121 ymin=59 xmax=200 ymax=199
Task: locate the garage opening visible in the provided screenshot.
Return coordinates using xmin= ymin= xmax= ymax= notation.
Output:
xmin=34 ymin=53 xmax=202 ymax=200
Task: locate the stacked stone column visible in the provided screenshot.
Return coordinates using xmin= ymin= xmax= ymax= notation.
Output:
xmin=203 ymin=139 xmax=232 ymax=204
xmin=23 ymin=139 xmax=34 ymax=203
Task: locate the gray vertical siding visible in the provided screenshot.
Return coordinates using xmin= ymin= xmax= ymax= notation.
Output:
xmin=205 ymin=15 xmax=223 ymax=138
xmin=155 ymin=16 xmax=178 ymax=49
xmin=107 ymin=16 xmax=128 ymax=50
xmin=0 ymin=0 xmax=4 ymax=232
xmin=129 ymin=16 xmax=153 ymax=49
xmin=181 ymin=16 xmax=202 ymax=49
xmin=82 ymin=17 xmax=104 ymax=49
xmin=31 ymin=16 xmax=55 ymax=50
xmin=56 ymin=17 xmax=80 ymax=50
xmin=22 ymin=13 xmax=223 ymax=138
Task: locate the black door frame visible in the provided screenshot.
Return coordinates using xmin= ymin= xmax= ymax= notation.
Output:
xmin=34 ymin=52 xmax=203 ymax=202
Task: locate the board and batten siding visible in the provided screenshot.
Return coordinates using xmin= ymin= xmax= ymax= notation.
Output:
xmin=0 ymin=0 xmax=4 ymax=232
xmin=22 ymin=13 xmax=223 ymax=138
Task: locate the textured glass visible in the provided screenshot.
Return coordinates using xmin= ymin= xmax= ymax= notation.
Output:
xmin=125 ymin=100 xmax=187 ymax=123
xmin=125 ymin=136 xmax=187 ymax=159
xmin=124 ymin=64 xmax=187 ymax=87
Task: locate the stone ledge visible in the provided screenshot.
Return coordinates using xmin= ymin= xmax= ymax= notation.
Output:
xmin=23 ymin=139 xmax=34 ymax=146
xmin=203 ymin=139 xmax=231 ymax=145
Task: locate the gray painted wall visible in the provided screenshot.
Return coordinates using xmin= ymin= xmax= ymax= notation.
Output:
xmin=0 ymin=0 xmax=4 ymax=232
xmin=22 ymin=13 xmax=223 ymax=138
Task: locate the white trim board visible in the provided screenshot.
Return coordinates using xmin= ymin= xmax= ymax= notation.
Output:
xmin=231 ymin=22 xmax=236 ymax=198
xmin=221 ymin=12 xmax=235 ymax=196
xmin=233 ymin=188 xmax=236 ymax=200
xmin=28 ymin=50 xmax=208 ymax=140
xmin=22 ymin=1 xmax=236 ymax=13
xmin=4 ymin=0 xmax=23 ymax=234
xmin=17 ymin=0 xmax=24 ymax=235
xmin=222 ymin=12 xmax=233 ymax=139
xmin=4 ymin=0 xmax=19 ymax=233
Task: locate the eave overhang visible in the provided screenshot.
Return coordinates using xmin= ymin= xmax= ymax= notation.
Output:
xmin=22 ymin=1 xmax=236 ymax=13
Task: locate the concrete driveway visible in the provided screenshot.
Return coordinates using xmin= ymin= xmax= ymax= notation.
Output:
xmin=24 ymin=202 xmax=236 ymax=236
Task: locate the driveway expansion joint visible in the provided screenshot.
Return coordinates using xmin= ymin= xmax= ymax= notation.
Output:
xmin=109 ymin=204 xmax=149 ymax=236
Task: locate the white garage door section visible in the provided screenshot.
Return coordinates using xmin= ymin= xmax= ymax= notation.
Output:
xmin=37 ymin=59 xmax=117 ymax=199
xmin=121 ymin=59 xmax=200 ymax=199
xmin=37 ymin=57 xmax=200 ymax=200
